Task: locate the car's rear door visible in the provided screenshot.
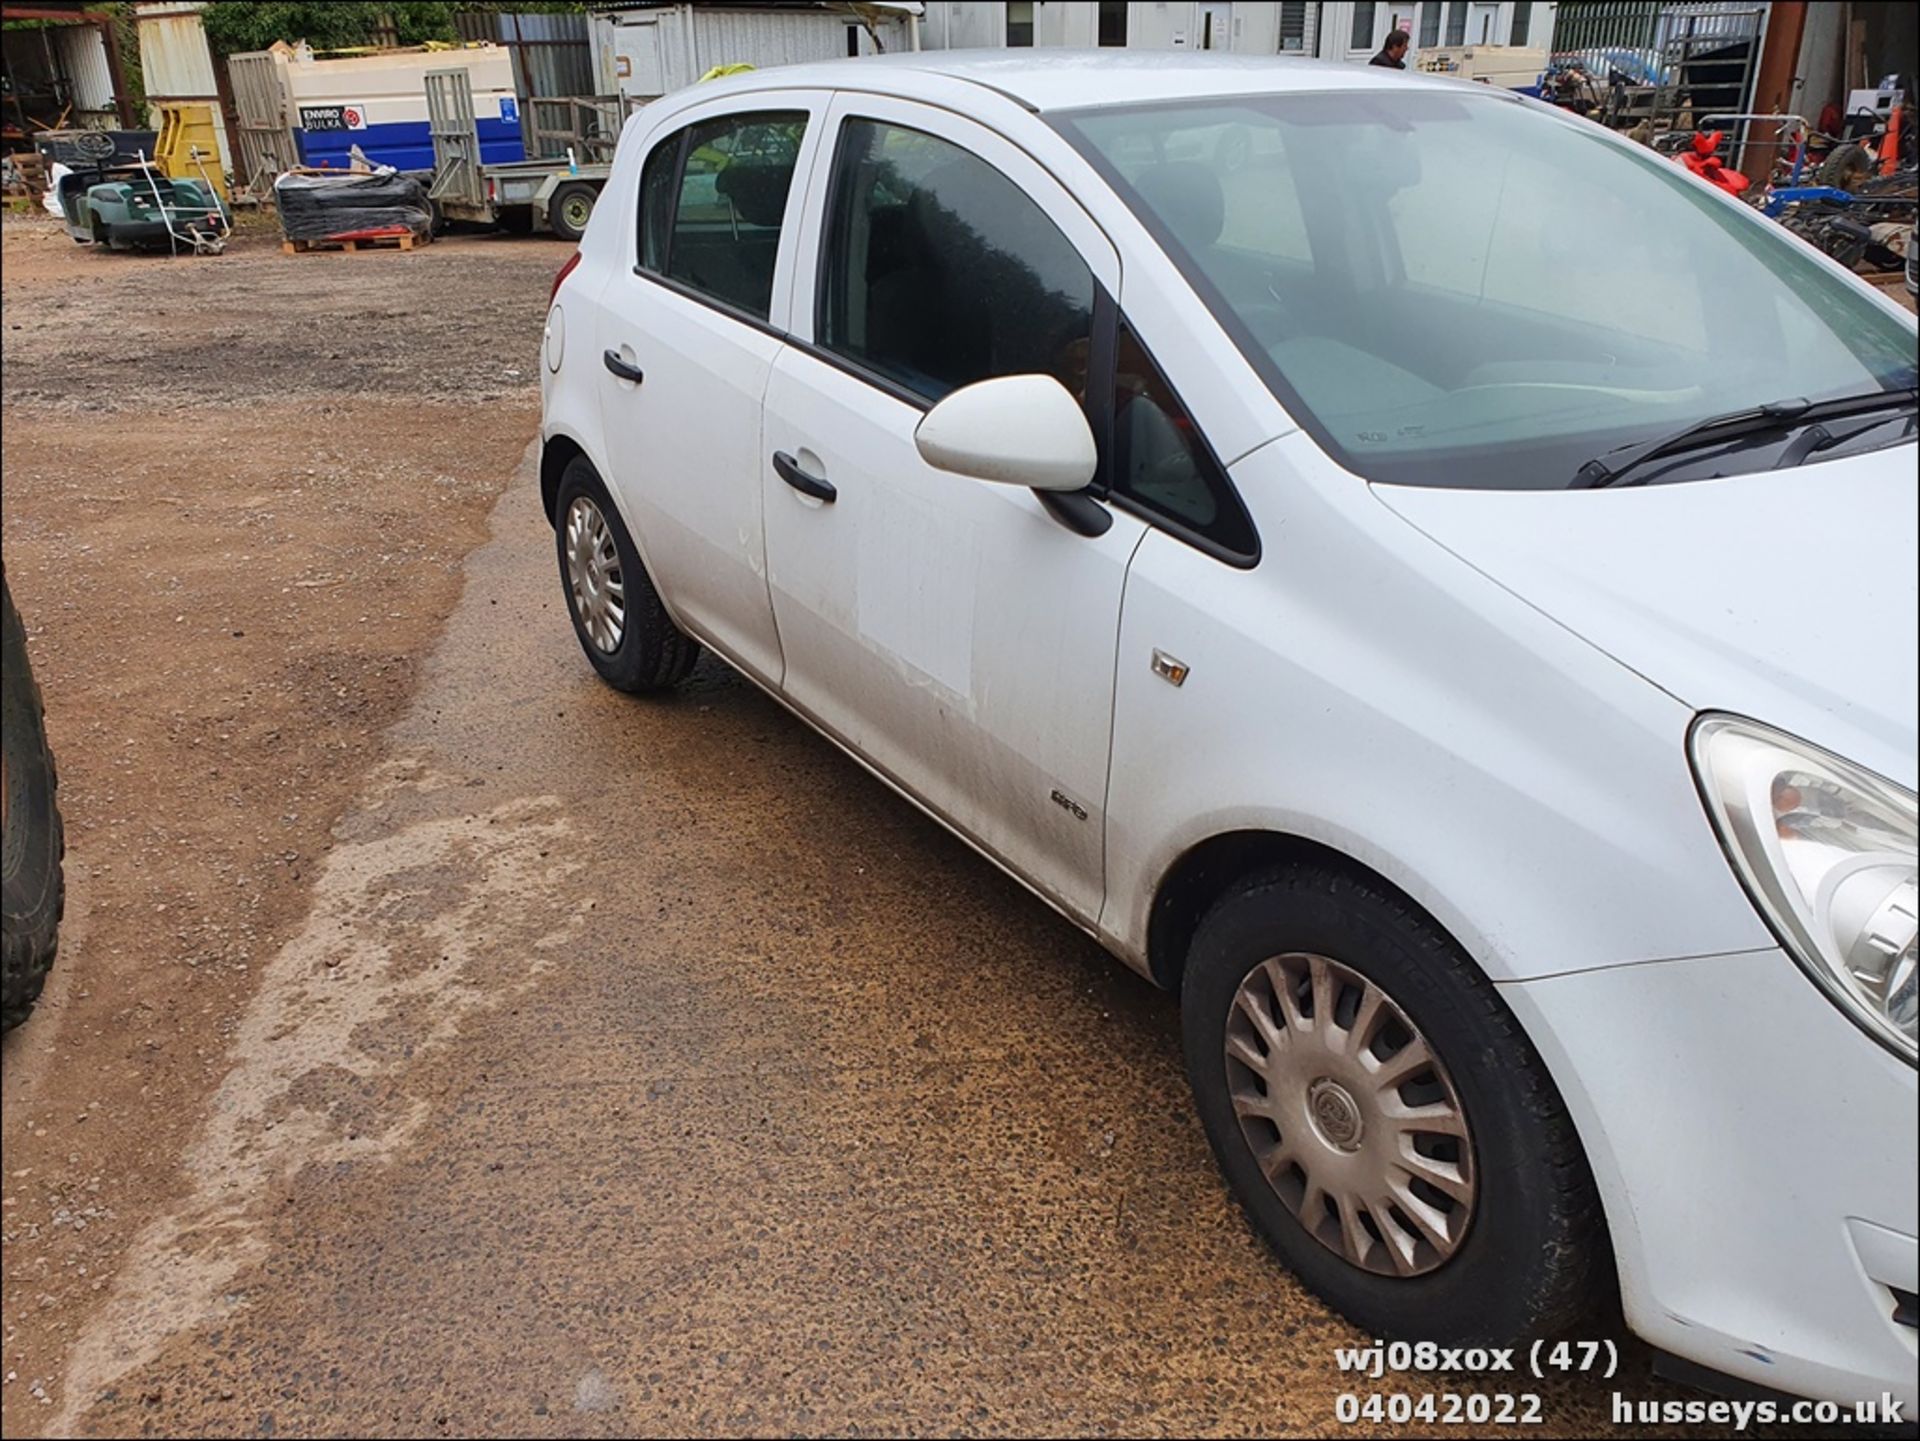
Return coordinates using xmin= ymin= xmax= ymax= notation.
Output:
xmin=594 ymin=90 xmax=830 ymax=686
xmin=760 ymin=95 xmax=1146 ymax=928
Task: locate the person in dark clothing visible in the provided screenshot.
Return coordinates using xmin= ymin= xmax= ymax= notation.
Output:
xmin=1370 ymin=29 xmax=1411 ymax=68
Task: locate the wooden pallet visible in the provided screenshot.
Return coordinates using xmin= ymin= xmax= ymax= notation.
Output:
xmin=281 ymin=227 xmax=426 ymax=255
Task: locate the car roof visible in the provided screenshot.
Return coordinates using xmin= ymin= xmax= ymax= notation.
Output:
xmin=688 ymin=47 xmax=1468 ymax=114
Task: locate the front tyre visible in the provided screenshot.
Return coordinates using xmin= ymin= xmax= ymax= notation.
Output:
xmin=3 ymin=575 xmax=65 ymax=1032
xmin=1181 ymin=862 xmax=1603 ymax=1344
xmin=553 ymin=458 xmax=699 ymax=694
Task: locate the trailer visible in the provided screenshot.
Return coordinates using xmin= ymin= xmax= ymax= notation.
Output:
xmin=425 ymin=68 xmax=612 ymax=240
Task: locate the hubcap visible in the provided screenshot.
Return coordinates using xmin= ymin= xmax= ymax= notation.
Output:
xmin=1225 ymin=952 xmax=1476 ymax=1277
xmin=564 ymin=495 xmax=625 ymax=654
xmin=562 ymin=194 xmax=593 ymax=229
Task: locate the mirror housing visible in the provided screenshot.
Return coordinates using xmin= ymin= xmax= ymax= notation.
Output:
xmin=913 ymin=375 xmax=1097 ymax=493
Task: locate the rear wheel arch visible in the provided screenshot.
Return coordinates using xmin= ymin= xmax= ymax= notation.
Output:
xmin=540 ymin=434 xmax=588 ymax=525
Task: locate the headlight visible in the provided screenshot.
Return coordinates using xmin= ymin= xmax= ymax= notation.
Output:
xmin=1692 ymin=715 xmax=1917 ymax=1062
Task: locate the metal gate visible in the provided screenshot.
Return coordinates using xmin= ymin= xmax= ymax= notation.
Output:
xmin=1552 ymin=1 xmax=1765 ymax=156
xmin=227 ymin=49 xmax=297 ymax=202
xmin=425 ymin=68 xmax=486 ymax=208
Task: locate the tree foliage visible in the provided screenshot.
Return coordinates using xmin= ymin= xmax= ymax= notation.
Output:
xmin=199 ymin=4 xmax=460 ymax=57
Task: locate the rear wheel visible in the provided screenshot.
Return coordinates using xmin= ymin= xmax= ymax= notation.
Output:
xmin=548 ymin=182 xmax=598 ymax=243
xmin=1181 ymin=861 xmax=1604 ymax=1344
xmin=2 ymin=576 xmax=65 ymax=1032
xmin=553 ymin=459 xmax=699 ymax=693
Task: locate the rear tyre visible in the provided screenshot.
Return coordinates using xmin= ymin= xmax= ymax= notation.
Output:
xmin=553 ymin=458 xmax=699 ymax=694
xmin=1180 ymin=861 xmax=1604 ymax=1345
xmin=2 ymin=576 xmax=65 ymax=1032
xmin=548 ymin=182 xmax=598 ymax=243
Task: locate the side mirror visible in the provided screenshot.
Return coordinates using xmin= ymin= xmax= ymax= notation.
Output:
xmin=913 ymin=374 xmax=1097 ymax=493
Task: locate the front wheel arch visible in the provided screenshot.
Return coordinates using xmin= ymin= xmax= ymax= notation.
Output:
xmin=1149 ymin=830 xmax=1392 ymax=991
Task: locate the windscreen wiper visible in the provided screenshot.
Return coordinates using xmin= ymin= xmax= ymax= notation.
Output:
xmin=1573 ymin=387 xmax=1920 ymax=489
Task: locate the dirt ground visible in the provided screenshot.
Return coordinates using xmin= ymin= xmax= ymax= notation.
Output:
xmin=1 ymin=211 xmax=556 ymax=1429
xmin=0 ymin=210 xmax=1847 ymax=1439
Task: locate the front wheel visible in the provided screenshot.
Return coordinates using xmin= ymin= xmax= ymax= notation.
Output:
xmin=1181 ymin=862 xmax=1604 ymax=1344
xmin=553 ymin=459 xmax=699 ymax=694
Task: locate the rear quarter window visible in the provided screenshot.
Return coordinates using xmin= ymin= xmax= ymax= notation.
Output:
xmin=636 ymin=110 xmax=808 ymax=322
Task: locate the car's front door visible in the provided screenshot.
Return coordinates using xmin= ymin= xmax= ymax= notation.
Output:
xmin=594 ymin=93 xmax=828 ymax=686
xmin=761 ymin=96 xmax=1145 ymax=927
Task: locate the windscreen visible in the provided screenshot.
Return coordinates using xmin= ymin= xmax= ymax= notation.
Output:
xmin=1055 ymin=91 xmax=1918 ymax=489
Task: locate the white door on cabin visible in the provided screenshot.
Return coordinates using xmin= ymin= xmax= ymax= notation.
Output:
xmin=613 ymin=17 xmax=665 ymax=101
xmin=1197 ymin=2 xmax=1233 ymax=51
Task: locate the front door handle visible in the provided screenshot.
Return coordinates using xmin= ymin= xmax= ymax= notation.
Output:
xmin=772 ymin=450 xmax=836 ymax=503
xmin=602 ymin=349 xmax=644 ymax=383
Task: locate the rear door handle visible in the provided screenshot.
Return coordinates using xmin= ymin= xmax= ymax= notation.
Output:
xmin=602 ymin=349 xmax=644 ymax=383
xmin=772 ymin=450 xmax=836 ymax=503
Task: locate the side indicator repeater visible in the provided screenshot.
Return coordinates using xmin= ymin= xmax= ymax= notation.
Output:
xmin=1151 ymin=649 xmax=1190 ymax=687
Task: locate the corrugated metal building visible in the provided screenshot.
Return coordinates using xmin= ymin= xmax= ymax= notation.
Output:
xmin=0 ymin=6 xmax=132 ymax=133
xmin=51 ymin=24 xmax=117 ymax=119
xmin=137 ymin=1 xmax=220 ymax=99
xmin=591 ymin=3 xmax=911 ymax=102
xmin=134 ymin=1 xmax=235 ymax=170
xmin=458 ymin=9 xmax=600 ymax=102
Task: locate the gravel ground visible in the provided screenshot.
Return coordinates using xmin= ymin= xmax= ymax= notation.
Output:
xmin=1 ymin=212 xmax=541 ymax=411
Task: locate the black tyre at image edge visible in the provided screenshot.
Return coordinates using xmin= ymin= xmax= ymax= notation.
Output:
xmin=2 ymin=575 xmax=65 ymax=1031
xmin=553 ymin=458 xmax=700 ymax=693
xmin=1181 ymin=861 xmax=1606 ymax=1344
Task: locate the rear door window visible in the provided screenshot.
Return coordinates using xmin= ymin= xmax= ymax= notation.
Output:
xmin=636 ymin=110 xmax=808 ymax=322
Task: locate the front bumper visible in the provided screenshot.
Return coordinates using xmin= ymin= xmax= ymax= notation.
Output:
xmin=1503 ymin=946 xmax=1917 ymax=1410
xmin=101 ymin=214 xmax=226 ymax=247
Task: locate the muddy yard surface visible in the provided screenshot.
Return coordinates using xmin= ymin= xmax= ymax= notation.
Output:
xmin=1 ymin=211 xmax=1803 ymax=1438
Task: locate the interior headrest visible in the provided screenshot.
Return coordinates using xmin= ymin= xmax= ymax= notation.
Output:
xmin=715 ymin=162 xmax=793 ymax=227
xmin=1130 ymin=161 xmax=1226 ymax=252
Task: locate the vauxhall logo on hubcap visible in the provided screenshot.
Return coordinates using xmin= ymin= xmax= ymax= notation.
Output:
xmin=1307 ymin=1077 xmax=1364 ymax=1151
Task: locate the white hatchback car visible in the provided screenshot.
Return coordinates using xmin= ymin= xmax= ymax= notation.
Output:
xmin=541 ymin=52 xmax=1917 ymax=1409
